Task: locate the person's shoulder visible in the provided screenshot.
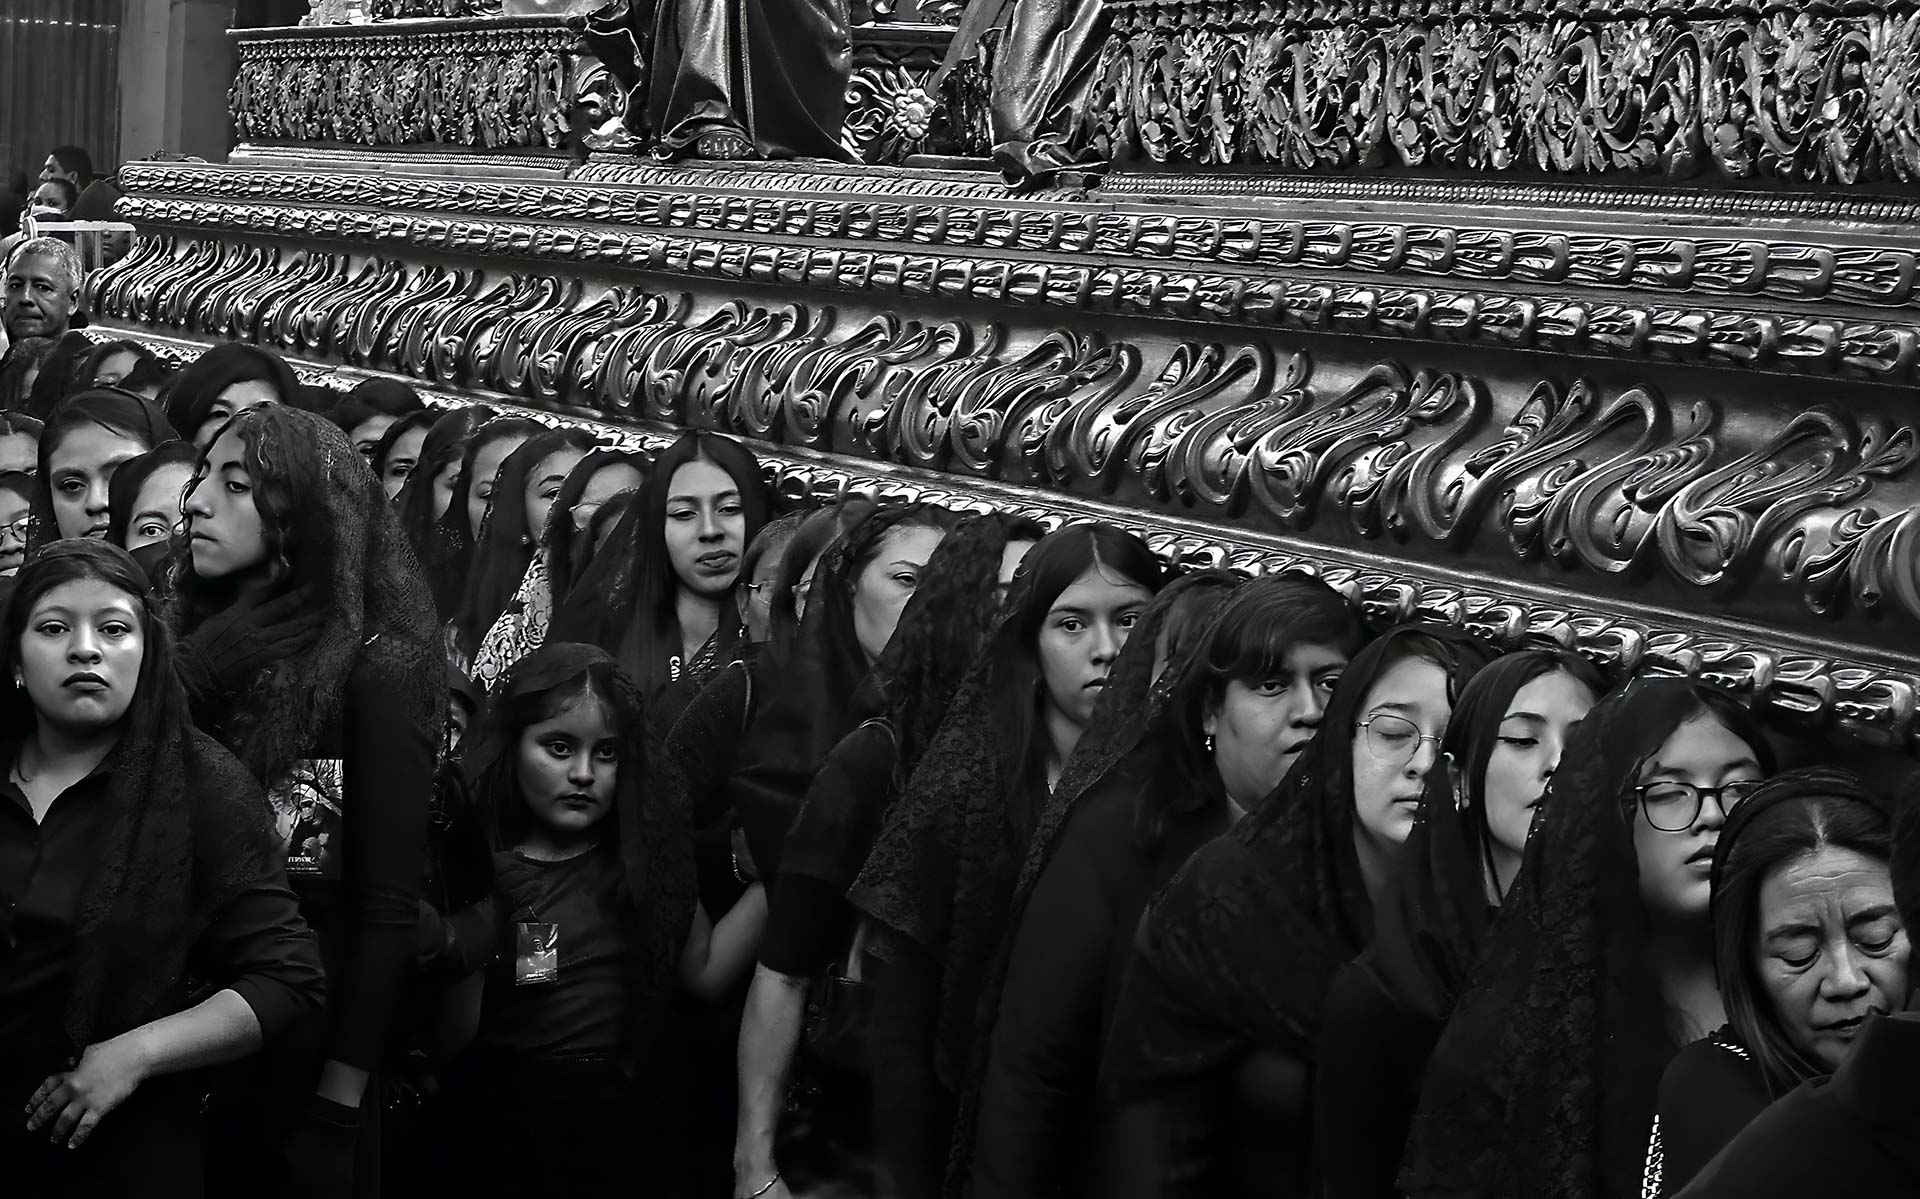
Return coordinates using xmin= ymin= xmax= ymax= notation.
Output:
xmin=1674 ymin=1080 xmax=1850 ymax=1198
xmin=1659 ymin=1029 xmax=1769 ymax=1110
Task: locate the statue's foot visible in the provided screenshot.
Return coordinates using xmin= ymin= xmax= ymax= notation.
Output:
xmin=692 ymin=130 xmax=761 ymax=160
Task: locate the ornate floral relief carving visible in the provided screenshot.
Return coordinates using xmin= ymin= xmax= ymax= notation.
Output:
xmin=1083 ymin=3 xmax=1920 ymax=183
xmin=229 ymin=19 xmax=578 ymax=148
xmin=843 ymin=40 xmax=945 ymax=164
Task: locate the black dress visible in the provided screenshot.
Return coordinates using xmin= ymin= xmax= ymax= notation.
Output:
xmin=1651 ymin=1029 xmax=1774 ymax=1197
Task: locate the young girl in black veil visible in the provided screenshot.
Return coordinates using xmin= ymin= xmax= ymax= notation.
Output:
xmin=470 ymin=447 xmax=645 ymax=691
xmin=1315 ymin=648 xmax=1603 ymax=1199
xmin=159 ymin=342 xmax=301 ymax=447
xmin=0 ymin=541 xmax=324 ymax=1197
xmin=328 ymin=378 xmax=425 ymax=462
xmin=174 ymin=405 xmax=445 ymax=1199
xmin=432 ymin=643 xmax=764 ymax=1196
xmin=969 ymin=572 xmax=1365 ymax=1198
xmin=1401 ymin=677 xmax=1775 ymax=1199
xmin=733 ymin=512 xmax=1041 ymax=1199
xmin=549 ymin=429 xmax=769 ymax=711
xmin=1100 ymin=624 xmax=1495 ymax=1199
xmin=850 ymin=522 xmax=1166 ymax=1199
xmin=393 ymin=406 xmax=490 ymax=580
xmin=369 ymin=409 xmax=438 ymax=501
xmin=450 ymin=426 xmax=596 ymax=667
xmin=30 ymin=387 xmax=178 ymax=546
xmin=426 ymin=415 xmax=540 ymax=628
xmin=1650 ymin=768 xmax=1906 ymax=1195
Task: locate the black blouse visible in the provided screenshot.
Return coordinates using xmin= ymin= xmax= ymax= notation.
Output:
xmin=1653 ymin=1028 xmax=1774 ymax=1196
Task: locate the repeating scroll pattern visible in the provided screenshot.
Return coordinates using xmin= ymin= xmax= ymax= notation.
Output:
xmin=229 ymin=19 xmax=578 ymax=148
xmin=1085 ymin=2 xmax=1920 ymax=183
xmin=88 ymin=235 xmax=1920 ymax=639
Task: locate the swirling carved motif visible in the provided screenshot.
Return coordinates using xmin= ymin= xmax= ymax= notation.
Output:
xmin=87 ymin=233 xmax=1920 ymax=637
xmin=1082 ymin=3 xmax=1920 ymax=183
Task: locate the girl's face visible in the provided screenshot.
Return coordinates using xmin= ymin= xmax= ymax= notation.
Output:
xmin=50 ymin=424 xmax=147 ymax=540
xmin=1350 ymin=655 xmax=1453 ymax=856
xmin=350 ymin=415 xmax=399 ymax=463
xmin=197 ymin=379 xmax=277 ymax=448
xmin=183 ymin=426 xmax=270 ymax=581
xmin=663 ymin=459 xmax=745 ymax=599
xmin=0 ymin=490 xmax=29 ymax=575
xmin=1035 ymin=563 xmax=1153 ymax=732
xmin=0 ymin=432 xmax=36 ymax=474
xmin=1755 ymin=845 xmax=1909 ymax=1073
xmin=18 ymin=577 xmax=144 ymax=736
xmin=1758 ymin=837 xmax=1904 ymax=1076
xmin=380 ymin=424 xmax=430 ymax=500
xmin=92 ymin=349 xmax=140 ymax=387
xmin=571 ymin=462 xmax=643 ymax=534
xmin=850 ymin=525 xmax=946 ymax=661
xmin=124 ymin=461 xmax=195 ymax=553
xmin=515 ymin=692 xmax=622 ymax=847
xmin=521 ymin=448 xmax=589 ymax=542
xmin=1478 ymin=669 xmax=1599 ymax=866
xmin=1207 ymin=642 xmax=1349 ymax=809
xmin=467 ymin=432 xmax=529 ymax=541
xmin=1632 ymin=714 xmax=1767 ymax=924
xmin=736 ymin=537 xmax=789 ymax=645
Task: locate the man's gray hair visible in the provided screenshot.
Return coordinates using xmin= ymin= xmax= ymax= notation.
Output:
xmin=5 ymin=236 xmax=83 ymax=296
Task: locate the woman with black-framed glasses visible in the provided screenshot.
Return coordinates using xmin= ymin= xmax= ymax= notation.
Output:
xmin=1403 ymin=677 xmax=1778 ymax=1199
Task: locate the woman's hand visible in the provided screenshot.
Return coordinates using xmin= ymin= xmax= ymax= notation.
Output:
xmin=25 ymin=1033 xmax=153 ymax=1148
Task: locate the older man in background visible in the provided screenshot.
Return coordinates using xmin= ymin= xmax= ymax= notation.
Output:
xmin=0 ymin=237 xmax=83 ymax=366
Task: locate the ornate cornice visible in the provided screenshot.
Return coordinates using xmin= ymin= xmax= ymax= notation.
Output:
xmin=84 ymin=321 xmax=1920 ymax=752
xmin=1085 ymin=0 xmax=1920 ymax=182
xmin=111 ymin=164 xmax=1920 ymax=383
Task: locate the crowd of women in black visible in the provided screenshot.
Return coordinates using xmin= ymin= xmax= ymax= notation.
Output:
xmin=0 ymin=333 xmax=1915 ymax=1199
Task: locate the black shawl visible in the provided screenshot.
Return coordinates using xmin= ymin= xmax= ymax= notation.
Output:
xmin=1401 ymin=677 xmax=1777 ymax=1199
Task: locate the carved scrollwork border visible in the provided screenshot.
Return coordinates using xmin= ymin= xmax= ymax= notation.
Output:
xmin=110 ymin=185 xmax=1920 ymax=383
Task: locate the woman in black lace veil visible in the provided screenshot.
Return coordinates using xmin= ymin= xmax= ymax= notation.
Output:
xmin=1400 ymin=677 xmax=1775 ymax=1199
xmin=393 ymin=406 xmax=490 ymax=597
xmin=450 ymin=426 xmax=596 ymax=665
xmin=173 ymin=406 xmax=445 ymax=1199
xmin=733 ymin=512 xmax=1041 ymax=1198
xmin=1316 ymin=648 xmax=1604 ymax=1199
xmin=426 ymin=415 xmax=541 ymax=630
xmin=850 ymin=522 xmax=1165 ymax=1199
xmin=549 ymin=429 xmax=768 ymax=712
xmin=1650 ymin=768 xmax=1904 ymax=1195
xmin=967 ymin=572 xmax=1365 ymax=1196
xmin=1101 ymin=624 xmax=1494 ymax=1199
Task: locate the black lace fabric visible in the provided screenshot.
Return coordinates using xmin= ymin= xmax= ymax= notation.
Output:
xmin=168 ymin=405 xmax=444 ymax=791
xmin=1400 ymin=678 xmax=1771 ymax=1199
xmin=460 ymin=642 xmax=697 ymax=1082
xmin=3 ymin=542 xmax=280 ymax=1050
xmin=1103 ymin=626 xmax=1495 ymax=1092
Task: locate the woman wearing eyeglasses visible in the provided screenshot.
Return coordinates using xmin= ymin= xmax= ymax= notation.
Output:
xmin=1401 ymin=677 xmax=1776 ymax=1199
xmin=1099 ymin=625 xmax=1494 ymax=1199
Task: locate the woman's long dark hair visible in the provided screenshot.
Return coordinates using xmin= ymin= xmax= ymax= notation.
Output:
xmin=22 ymin=329 xmax=95 ymax=419
xmin=451 ymin=426 xmax=598 ymax=657
xmin=426 ymin=415 xmax=542 ymax=621
xmin=394 ymin=405 xmax=490 ymax=570
xmin=158 ymin=342 xmax=300 ymax=442
xmin=543 ymin=449 xmax=646 ymax=604
xmin=550 ymin=430 xmax=769 ymax=696
xmin=1711 ymin=767 xmax=1897 ymax=1095
xmin=29 ymin=387 xmax=178 ymax=549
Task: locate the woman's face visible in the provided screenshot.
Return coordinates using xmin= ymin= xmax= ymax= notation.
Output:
xmin=1754 ymin=845 xmax=1909 ymax=1072
xmin=349 ymin=415 xmax=399 ymax=463
xmin=0 ymin=432 xmax=35 ymax=475
xmin=571 ymin=462 xmax=643 ymax=534
xmin=1207 ymin=642 xmax=1350 ymax=808
xmin=1350 ymin=655 xmax=1453 ymax=855
xmin=197 ymin=379 xmax=277 ymax=448
xmin=50 ymin=424 xmax=147 ymax=540
xmin=380 ymin=424 xmax=430 ymax=501
xmin=92 ymin=349 xmax=140 ymax=387
xmin=466 ymin=432 xmax=528 ymax=541
xmin=521 ymin=448 xmax=588 ymax=542
xmin=18 ymin=577 xmax=143 ymax=736
xmin=737 ymin=538 xmax=789 ymax=645
xmin=1479 ymin=669 xmax=1600 ymax=865
xmin=515 ymin=692 xmax=621 ymax=845
xmin=1035 ymin=563 xmax=1154 ymax=732
xmin=184 ymin=426 xmax=270 ymax=581
xmin=431 ymin=456 xmax=461 ymax=521
xmin=663 ymin=459 xmax=745 ymax=599
xmin=850 ymin=525 xmax=946 ymax=661
xmin=123 ymin=461 xmax=195 ymax=553
xmin=0 ymin=490 xmax=30 ymax=575
xmin=1632 ymin=714 xmax=1767 ymax=923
